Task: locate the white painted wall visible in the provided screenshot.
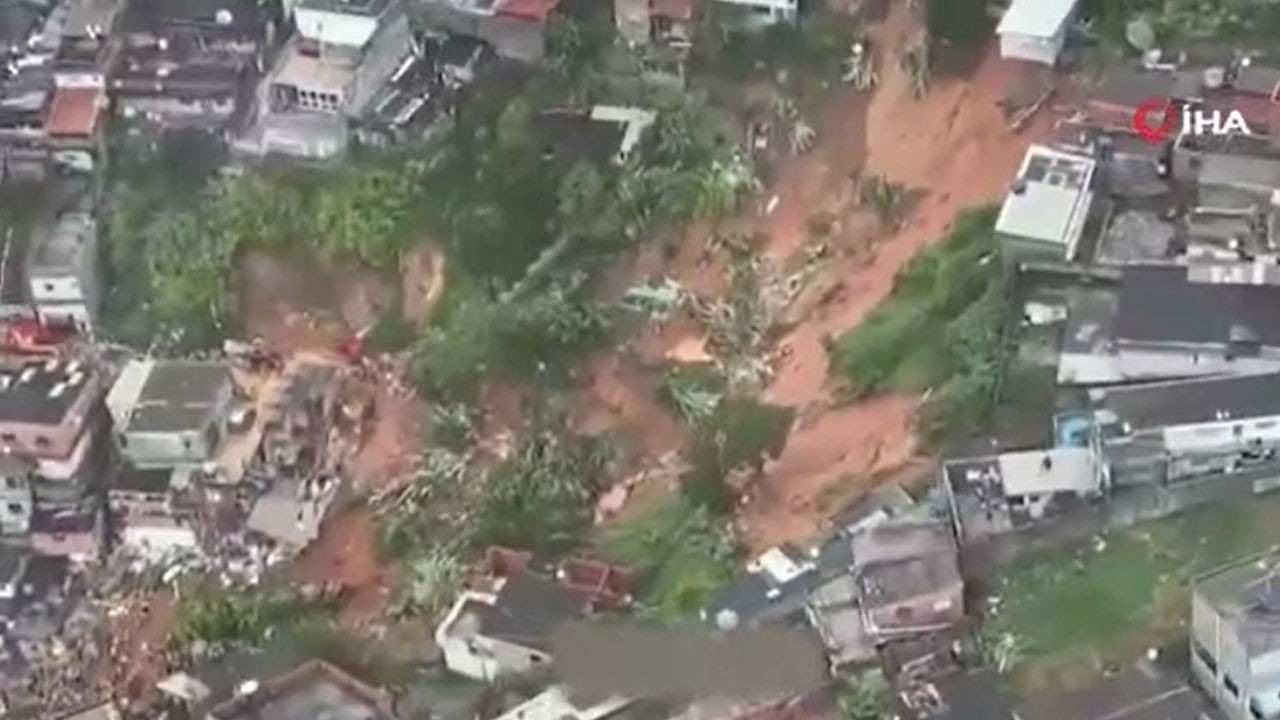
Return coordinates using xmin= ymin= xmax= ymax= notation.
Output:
xmin=30 ymin=275 xmax=83 ymax=303
xmin=122 ymin=521 xmax=199 ymax=557
xmin=294 ymin=8 xmax=378 ymax=48
xmin=713 ymin=0 xmax=797 ymax=25
xmin=998 ymin=28 xmax=1066 ymax=66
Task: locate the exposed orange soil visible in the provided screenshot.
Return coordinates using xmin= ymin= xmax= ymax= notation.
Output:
xmin=293 ymin=506 xmax=394 ymax=625
xmin=581 ymin=2 xmax=1059 ymax=552
xmin=108 ymin=590 xmax=176 ymax=709
xmin=739 ymin=9 xmax=1056 ymax=551
xmin=573 ymin=353 xmax=686 ymax=458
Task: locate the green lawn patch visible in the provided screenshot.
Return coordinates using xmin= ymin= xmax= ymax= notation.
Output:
xmin=988 ymin=495 xmax=1280 ymax=694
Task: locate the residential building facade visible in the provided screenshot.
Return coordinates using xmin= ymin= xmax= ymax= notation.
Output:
xmin=1191 ymin=556 xmax=1280 ymax=720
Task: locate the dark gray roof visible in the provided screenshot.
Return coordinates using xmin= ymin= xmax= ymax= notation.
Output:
xmin=919 ymin=670 xmax=1013 ymax=720
xmin=129 ymin=361 xmax=230 ymax=432
xmin=120 ymin=0 xmax=265 ymax=37
xmin=1088 ymin=69 xmax=1177 ymax=109
xmin=1115 ymin=266 xmax=1280 ymax=347
xmin=531 ymin=110 xmax=626 ymax=166
xmin=481 ymin=572 xmax=591 ymax=652
xmin=0 ymin=1 xmax=41 ymax=52
xmin=112 ymin=55 xmax=246 ymax=98
xmin=113 ymin=465 xmax=171 ymax=494
xmin=1013 ymin=663 xmax=1214 ymax=720
xmin=0 ymin=544 xmax=24 ymax=582
xmin=0 ymin=360 xmax=93 ymax=426
xmin=1234 ymin=65 xmax=1280 ymax=97
xmin=703 ymin=571 xmax=815 ymax=629
xmin=1098 ymin=372 xmax=1280 ymax=431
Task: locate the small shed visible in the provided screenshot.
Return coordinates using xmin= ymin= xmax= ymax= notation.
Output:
xmin=996 ymin=0 xmax=1080 ymax=66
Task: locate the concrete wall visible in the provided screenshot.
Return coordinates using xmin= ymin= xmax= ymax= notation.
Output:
xmin=121 ymin=427 xmax=215 ymax=468
xmin=998 ymin=30 xmax=1064 ymax=66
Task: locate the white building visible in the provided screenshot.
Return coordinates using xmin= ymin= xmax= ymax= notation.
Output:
xmin=240 ymin=0 xmax=415 ymax=159
xmin=996 ymin=144 xmax=1096 ymax=264
xmin=713 ymin=0 xmax=797 ymax=27
xmin=494 ymin=686 xmax=633 ymax=720
xmin=996 ymin=0 xmax=1080 ymax=66
xmin=436 ymin=572 xmax=591 ymax=681
xmin=27 ymin=209 xmax=99 ymax=330
xmin=106 ymin=360 xmax=234 ymax=469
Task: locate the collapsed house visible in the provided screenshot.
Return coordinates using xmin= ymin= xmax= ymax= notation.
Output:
xmin=244 ymin=362 xmax=345 ymax=554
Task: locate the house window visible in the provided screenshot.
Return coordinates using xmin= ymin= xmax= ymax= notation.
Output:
xmin=895 ymin=605 xmax=914 ymax=621
xmin=34 ymin=436 xmax=50 ymax=449
xmin=1226 ymin=674 xmax=1240 ymax=698
xmin=1194 ymin=640 xmax=1217 ymax=673
xmin=0 ymin=433 xmax=15 ymax=443
xmin=6 ymin=503 xmax=20 ymax=515
xmin=43 ymin=283 xmax=54 ymax=293
xmin=4 ymin=477 xmax=17 ymax=489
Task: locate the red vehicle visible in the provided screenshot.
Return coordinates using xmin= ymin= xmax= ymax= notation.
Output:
xmin=4 ymin=318 xmax=76 ymax=354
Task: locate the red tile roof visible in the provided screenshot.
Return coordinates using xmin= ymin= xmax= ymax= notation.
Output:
xmin=45 ymin=86 xmax=103 ymax=139
xmin=494 ymin=0 xmax=560 ymax=22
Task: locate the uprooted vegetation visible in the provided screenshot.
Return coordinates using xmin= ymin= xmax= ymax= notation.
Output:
xmin=171 ymin=580 xmax=411 ymax=683
xmin=597 ymin=494 xmax=738 ymax=622
xmin=829 ymin=206 xmax=1006 ymax=443
xmin=376 ymin=422 xmax=613 ymax=562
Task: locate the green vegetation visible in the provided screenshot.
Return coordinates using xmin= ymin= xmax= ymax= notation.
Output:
xmin=378 ymin=426 xmax=612 ymax=562
xmin=682 ymin=396 xmax=794 ymax=514
xmin=829 ymin=206 xmax=1004 ymax=443
xmin=391 ymin=549 xmax=467 ymax=619
xmin=411 ymin=281 xmax=610 ymax=402
xmin=599 ymin=494 xmax=739 ymax=622
xmin=286 ymin=619 xmax=415 ymax=685
xmin=1082 ymin=0 xmax=1259 ymax=46
xmin=987 ymin=495 xmax=1280 ymax=693
xmin=172 ymin=581 xmax=334 ymax=651
xmin=924 ymin=0 xmax=991 ymax=47
xmin=658 ymin=365 xmax=726 ymax=426
xmin=364 ymin=307 xmax=418 ymax=353
xmin=106 ymin=157 xmax=424 ymax=349
xmin=838 ymin=671 xmax=893 ymax=720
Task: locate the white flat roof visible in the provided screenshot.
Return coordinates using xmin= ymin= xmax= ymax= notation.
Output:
xmin=997 ymin=447 xmax=1099 ymax=497
xmin=494 ymin=686 xmax=632 ymax=720
xmin=997 ymin=0 xmax=1078 ymax=38
xmin=996 ymin=145 xmax=1095 ymax=254
xmin=274 ymin=47 xmax=354 ymax=94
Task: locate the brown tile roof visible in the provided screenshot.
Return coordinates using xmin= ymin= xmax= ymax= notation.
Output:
xmin=45 ymin=86 xmax=104 ymax=138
